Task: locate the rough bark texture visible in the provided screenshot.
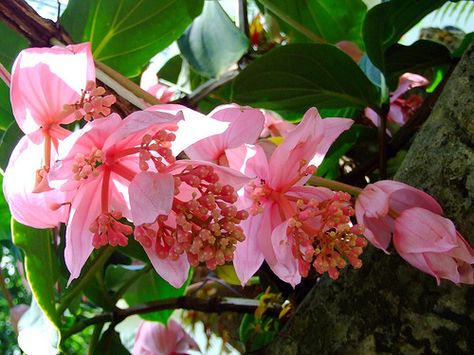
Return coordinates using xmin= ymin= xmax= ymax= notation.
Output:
xmin=264 ymin=43 xmax=474 ymax=355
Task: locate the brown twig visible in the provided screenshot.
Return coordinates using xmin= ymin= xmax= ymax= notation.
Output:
xmin=0 ymin=267 xmax=14 ymax=309
xmin=62 ymin=296 xmax=281 ymax=338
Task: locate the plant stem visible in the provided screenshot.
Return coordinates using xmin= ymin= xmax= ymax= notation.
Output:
xmin=88 ymin=323 xmax=105 ymax=355
xmin=0 ymin=267 xmax=14 ymax=309
xmin=62 ymin=296 xmax=281 ymax=339
xmin=57 ymin=247 xmax=114 ymax=315
xmin=258 ymin=0 xmax=325 ymax=43
xmin=308 ymin=176 xmax=362 ymax=196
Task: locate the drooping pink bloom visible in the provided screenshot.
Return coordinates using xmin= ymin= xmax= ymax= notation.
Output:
xmin=394 ymin=208 xmax=474 ymax=285
xmin=132 ymin=320 xmax=199 ymax=355
xmin=230 ymin=108 xmax=358 ymax=286
xmin=140 ymin=67 xmax=175 ymax=103
xmin=365 ymin=73 xmax=429 ymax=127
xmin=260 ymin=110 xmax=295 ymax=138
xmin=3 ymin=43 xmax=96 ymax=228
xmin=183 ymin=104 xmax=265 ymax=165
xmin=49 ymin=108 xmax=236 ymax=286
xmin=355 ymin=180 xmax=442 ymax=252
xmin=355 ymin=180 xmax=474 ymax=284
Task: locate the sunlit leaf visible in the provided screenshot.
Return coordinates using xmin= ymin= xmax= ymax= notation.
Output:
xmin=363 ymin=0 xmax=449 ymax=71
xmin=178 ymin=1 xmax=249 ymax=78
xmin=12 ymin=220 xmax=59 ymax=327
xmin=232 ymin=44 xmax=380 ymax=114
xmin=61 ymin=0 xmax=204 ymax=77
xmin=258 ymin=0 xmax=367 ymax=47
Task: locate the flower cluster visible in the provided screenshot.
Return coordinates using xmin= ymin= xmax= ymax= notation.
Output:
xmin=3 ymin=42 xmax=474 ymax=292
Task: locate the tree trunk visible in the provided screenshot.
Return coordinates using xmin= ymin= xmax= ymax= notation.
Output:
xmin=264 ymin=43 xmax=474 ymax=355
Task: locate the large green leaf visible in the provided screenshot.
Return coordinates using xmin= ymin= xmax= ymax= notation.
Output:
xmin=0 ymin=81 xmax=14 ymax=130
xmin=259 ymin=0 xmax=367 ymax=47
xmin=363 ymin=0 xmax=448 ymax=71
xmin=61 ymin=0 xmax=204 ymax=78
xmin=232 ymin=44 xmax=380 ymax=114
xmin=0 ymin=21 xmax=29 ymax=71
xmin=106 ymin=264 xmax=192 ymax=323
xmin=384 ymin=40 xmax=452 ymax=89
xmin=0 ymin=121 xmax=23 ymax=172
xmin=12 ymin=220 xmax=60 ymax=327
xmin=178 ymin=1 xmax=249 ymax=78
xmin=0 ymin=175 xmax=11 ymax=241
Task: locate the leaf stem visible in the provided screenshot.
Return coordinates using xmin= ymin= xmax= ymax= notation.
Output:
xmin=57 ymin=247 xmax=114 ymax=315
xmin=258 ymin=0 xmax=325 ymax=43
xmin=308 ymin=176 xmax=362 ymax=196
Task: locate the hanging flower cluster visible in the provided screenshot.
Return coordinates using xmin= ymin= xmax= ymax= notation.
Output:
xmin=3 ymin=42 xmax=474 ymax=291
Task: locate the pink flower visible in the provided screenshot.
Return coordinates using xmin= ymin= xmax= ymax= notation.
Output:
xmin=393 ymin=208 xmax=474 ymax=285
xmin=355 ymin=180 xmax=474 ymax=284
xmin=184 ymin=104 xmax=265 ymax=165
xmin=230 ymin=108 xmax=357 ymax=286
xmin=260 ymin=110 xmax=295 ymax=138
xmin=365 ymin=73 xmax=429 ymax=127
xmin=3 ymin=43 xmax=95 ymax=228
xmin=132 ymin=320 xmax=199 ymax=355
xmin=50 ymin=108 xmax=239 ymax=286
xmin=355 ymin=180 xmax=442 ymax=252
xmin=140 ymin=67 xmax=175 ymax=103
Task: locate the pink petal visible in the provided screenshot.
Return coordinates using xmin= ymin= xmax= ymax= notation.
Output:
xmin=364 ymin=108 xmax=381 ymax=127
xmin=185 ymin=105 xmax=264 ymax=162
xmin=257 ymin=201 xmax=283 ymax=269
xmin=226 ymin=144 xmax=270 ymax=180
xmin=167 ymin=319 xmax=200 ymax=353
xmin=391 ymin=73 xmax=429 ymax=102
xmin=397 ymin=251 xmax=441 ymax=285
xmin=233 ymin=212 xmax=266 ymax=286
xmin=362 ymin=215 xmax=394 ymax=252
xmin=65 ymin=178 xmax=102 ymax=284
xmin=374 ymin=180 xmax=443 ymax=215
xmin=387 ymin=103 xmax=406 ymax=125
xmin=268 ymin=220 xmax=301 ymax=287
xmin=166 ymin=160 xmax=250 ymax=190
xmin=423 ymin=252 xmax=461 ymax=284
xmin=104 ymin=111 xmax=179 ymax=153
xmin=49 ymin=114 xmax=123 ymax=191
xmin=3 ymin=133 xmax=69 ymax=228
xmin=355 ymin=183 xmax=390 ymax=219
xmin=10 ymin=43 xmax=94 ymax=134
xmin=142 ymin=245 xmax=190 ymax=288
xmin=129 ymin=172 xmax=174 ymax=225
xmin=393 ymin=208 xmax=458 ymax=254
xmin=260 ymin=110 xmax=295 ymax=137
xmin=307 ymin=116 xmax=353 ymax=168
xmin=146 ymin=105 xmax=230 ymax=156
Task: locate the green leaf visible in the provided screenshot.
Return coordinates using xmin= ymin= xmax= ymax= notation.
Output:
xmin=105 ymin=264 xmax=192 ymax=323
xmin=363 ymin=0 xmax=447 ymax=71
xmin=240 ymin=313 xmax=279 ymax=353
xmin=0 ymin=21 xmax=29 ymax=71
xmin=61 ymin=0 xmax=205 ymax=78
xmin=0 ymin=175 xmax=11 ymax=241
xmin=17 ymin=298 xmax=60 ymax=354
xmin=0 ymin=81 xmax=14 ymax=130
xmin=316 ymin=124 xmax=364 ymax=179
xmin=93 ymin=327 xmax=130 ymax=355
xmin=259 ymin=0 xmax=367 ymax=47
xmin=0 ymin=121 xmax=23 ymax=172
xmin=453 ymin=31 xmax=474 ymax=57
xmin=83 ymin=271 xmax=115 ymax=310
xmin=178 ymin=1 xmax=249 ymax=78
xmin=12 ymin=219 xmax=60 ymax=327
xmin=158 ymin=55 xmax=183 ymax=84
xmin=232 ymin=44 xmax=380 ymax=114
xmin=384 ymin=40 xmax=452 ymax=89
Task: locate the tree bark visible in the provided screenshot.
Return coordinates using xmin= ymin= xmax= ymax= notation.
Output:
xmin=264 ymin=43 xmax=474 ymax=355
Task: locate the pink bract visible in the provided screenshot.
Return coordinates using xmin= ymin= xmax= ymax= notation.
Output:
xmin=132 ymin=319 xmax=199 ymax=355
xmin=393 ymin=207 xmax=474 ymax=285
